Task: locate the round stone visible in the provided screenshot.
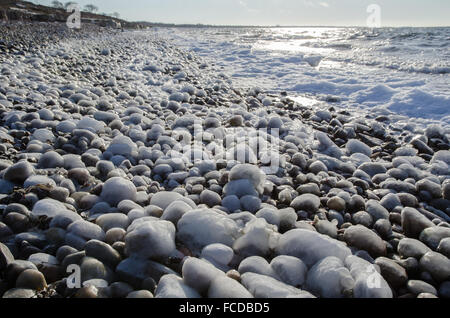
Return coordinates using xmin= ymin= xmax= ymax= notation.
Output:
xmin=352 ymin=211 xmax=373 ymax=228
xmin=3 ymin=161 xmax=34 ymax=184
xmin=229 ymin=164 xmax=266 ymax=195
xmin=407 ymin=280 xmax=438 ymax=296
xmin=346 ymin=139 xmax=372 ymax=157
xmin=290 ymin=194 xmax=320 ymax=213
xmin=200 ymin=190 xmax=222 ymax=207
xmin=222 ymin=195 xmax=241 ymax=213
xmin=419 ymin=251 xmax=450 ymax=282
xmin=309 ymin=161 xmax=328 ymax=174
xmin=416 ymin=179 xmax=442 ymax=198
xmin=125 ymin=220 xmax=176 ymax=261
xmin=343 ymin=225 xmax=387 ymax=257
xmin=229 ymin=115 xmax=244 ymax=127
xmin=401 ymin=207 xmax=435 ymax=238
xmin=16 ymin=269 xmax=47 ymax=291
xmin=38 ymin=151 xmax=64 ymax=169
xmin=375 ymin=257 xmax=408 ymax=288
xmin=126 ymin=290 xmax=154 ymax=298
xmin=240 ymin=195 xmax=262 ymax=213
xmin=85 ymin=240 xmax=122 ymax=269
xmin=327 ymin=197 xmax=346 ymax=211
xmin=398 ymin=238 xmax=432 ymax=259
xmin=443 ymin=180 xmax=450 ymax=200
xmin=100 ymin=177 xmax=137 ymax=207
xmin=437 ymin=238 xmax=450 ymax=258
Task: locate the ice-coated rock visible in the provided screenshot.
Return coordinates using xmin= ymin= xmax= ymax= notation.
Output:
xmin=275 ymin=229 xmax=352 ymax=268
xmin=31 ymin=128 xmax=55 ymax=143
xmin=38 ymin=151 xmax=64 ymax=169
xmin=241 ymin=272 xmax=315 ymax=298
xmin=56 ymin=120 xmax=76 ymax=133
xmin=223 ymin=179 xmax=259 ymax=198
xmin=345 ymin=255 xmax=393 ymax=298
xmin=270 ymin=255 xmax=308 ymax=287
xmin=125 ymin=219 xmax=176 ymax=261
xmin=201 ymin=244 xmax=234 ymax=271
xmin=177 ymin=209 xmax=240 ymax=253
xmin=150 ymin=191 xmax=196 ymax=210
xmin=255 ymin=208 xmax=280 ymax=228
xmin=106 ymin=135 xmax=138 ymax=157
xmin=96 ymin=213 xmax=130 ymax=232
xmin=76 ymin=117 xmax=105 ymax=133
xmin=346 ymin=139 xmax=372 ymax=157
xmin=23 ymin=175 xmax=56 ymax=188
xmin=100 ymin=177 xmax=137 ymax=207
xmin=306 ymin=256 xmax=354 ymax=298
xmin=425 ymin=125 xmax=448 ymax=142
xmin=67 ymin=220 xmax=105 ymax=245
xmin=182 ymin=257 xmax=225 ymax=294
xmin=161 ymin=200 xmax=193 ymax=225
xmin=315 ymin=131 xmax=343 ymax=159
xmin=155 ymin=274 xmax=201 ymax=298
xmin=233 ymin=218 xmax=278 ymax=257
xmin=229 ymin=164 xmax=266 ymax=195
xmin=208 ymin=276 xmax=253 ymax=298
xmin=359 ymin=162 xmax=387 ymax=177
xmin=238 ymin=256 xmax=278 ymax=278
xmin=32 ymin=199 xmax=82 ymax=222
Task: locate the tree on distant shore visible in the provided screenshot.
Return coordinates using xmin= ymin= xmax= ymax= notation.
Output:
xmin=111 ymin=12 xmax=120 ymax=19
xmin=84 ymin=4 xmax=99 ymax=13
xmin=51 ymin=0 xmax=64 ymax=9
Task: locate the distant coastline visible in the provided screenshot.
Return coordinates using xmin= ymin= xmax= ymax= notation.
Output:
xmin=2 ymin=1 xmax=448 ymax=29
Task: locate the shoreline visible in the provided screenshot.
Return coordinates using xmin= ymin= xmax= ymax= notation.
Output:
xmin=0 ymin=22 xmax=450 ymax=299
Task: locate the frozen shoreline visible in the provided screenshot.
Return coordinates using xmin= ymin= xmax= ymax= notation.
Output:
xmin=154 ymin=27 xmax=450 ymax=127
xmin=0 ymin=23 xmax=450 ymax=299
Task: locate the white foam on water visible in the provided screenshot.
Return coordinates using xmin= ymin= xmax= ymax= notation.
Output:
xmin=153 ymin=27 xmax=450 ymax=127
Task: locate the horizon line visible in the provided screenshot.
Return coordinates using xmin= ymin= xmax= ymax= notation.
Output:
xmin=136 ymin=22 xmax=450 ymax=28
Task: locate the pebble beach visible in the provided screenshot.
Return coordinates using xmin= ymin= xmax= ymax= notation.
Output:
xmin=0 ymin=21 xmax=450 ymax=299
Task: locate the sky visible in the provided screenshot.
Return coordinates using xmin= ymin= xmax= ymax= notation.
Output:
xmin=31 ymin=0 xmax=450 ymax=26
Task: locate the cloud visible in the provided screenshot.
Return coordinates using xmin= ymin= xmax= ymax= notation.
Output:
xmin=319 ymin=2 xmax=329 ymax=8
